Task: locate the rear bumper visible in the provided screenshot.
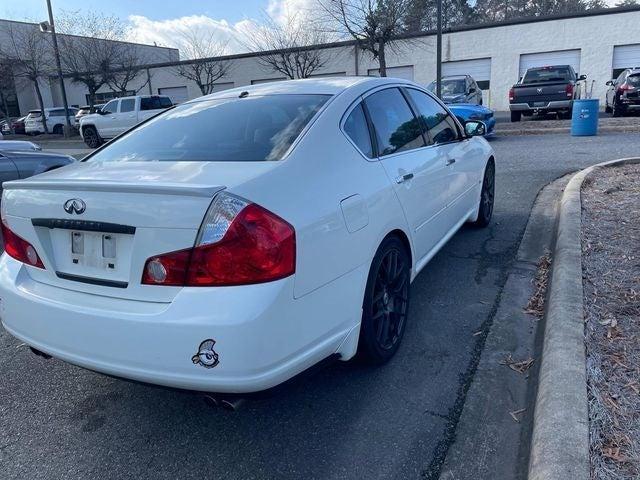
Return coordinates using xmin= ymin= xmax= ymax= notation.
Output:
xmin=510 ymin=100 xmax=572 ymax=112
xmin=0 ymin=255 xmax=364 ymax=393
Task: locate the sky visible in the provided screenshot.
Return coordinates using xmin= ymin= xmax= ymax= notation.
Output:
xmin=0 ymin=0 xmax=316 ymax=55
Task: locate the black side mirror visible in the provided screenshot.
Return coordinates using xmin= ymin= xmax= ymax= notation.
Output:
xmin=468 ymin=87 xmax=476 ymax=94
xmin=606 ymin=80 xmax=614 ymax=86
xmin=464 ymin=120 xmax=486 ymax=137
xmin=577 ymin=74 xmax=587 ymax=81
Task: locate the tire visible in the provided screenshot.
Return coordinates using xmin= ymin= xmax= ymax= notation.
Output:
xmin=357 ymin=236 xmax=411 ymax=365
xmin=471 ymin=160 xmax=495 ymax=228
xmin=510 ymin=111 xmax=521 ymax=122
xmin=605 ymin=98 xmax=612 ymax=113
xmin=612 ymin=99 xmax=626 ymax=118
xmin=52 ymin=124 xmax=63 ymax=135
xmin=83 ymin=126 xmax=102 ymax=148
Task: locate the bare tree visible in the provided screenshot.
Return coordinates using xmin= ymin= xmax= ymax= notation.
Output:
xmin=319 ymin=0 xmax=410 ymax=77
xmin=244 ymin=12 xmax=329 ymax=79
xmin=56 ymin=11 xmax=129 ymax=108
xmin=0 ymin=23 xmax=54 ymax=132
xmin=174 ymin=29 xmax=232 ymax=96
xmin=0 ymin=63 xmax=15 ymax=122
xmin=106 ymin=45 xmax=152 ymax=95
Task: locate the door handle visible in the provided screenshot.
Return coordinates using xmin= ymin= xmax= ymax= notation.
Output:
xmin=446 ymin=159 xmax=456 ymax=166
xmin=395 ymin=173 xmax=414 ymax=184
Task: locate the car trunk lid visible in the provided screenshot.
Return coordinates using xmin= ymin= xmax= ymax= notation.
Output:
xmin=2 ymin=161 xmax=278 ymax=302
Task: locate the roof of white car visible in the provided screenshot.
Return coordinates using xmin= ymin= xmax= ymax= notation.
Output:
xmin=190 ymin=76 xmax=413 ymax=102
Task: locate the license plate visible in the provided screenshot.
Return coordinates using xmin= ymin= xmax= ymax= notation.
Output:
xmin=70 ymin=231 xmax=117 ymax=270
xmin=534 ymin=101 xmax=547 ymax=107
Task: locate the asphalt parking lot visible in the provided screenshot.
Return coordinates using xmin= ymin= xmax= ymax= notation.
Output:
xmin=1 ymin=131 xmax=639 ymax=480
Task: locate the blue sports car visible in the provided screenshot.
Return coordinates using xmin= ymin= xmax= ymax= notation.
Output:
xmin=448 ymin=103 xmax=496 ymax=137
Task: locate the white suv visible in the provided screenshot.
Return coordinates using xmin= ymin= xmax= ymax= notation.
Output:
xmin=24 ymin=108 xmax=79 ymax=135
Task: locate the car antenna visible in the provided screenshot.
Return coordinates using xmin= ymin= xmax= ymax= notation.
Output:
xmin=239 ymin=91 xmax=249 ymax=98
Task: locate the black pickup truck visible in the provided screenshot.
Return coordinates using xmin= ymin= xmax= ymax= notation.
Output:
xmin=508 ymin=65 xmax=586 ymax=122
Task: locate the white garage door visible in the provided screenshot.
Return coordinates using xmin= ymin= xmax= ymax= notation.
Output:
xmin=368 ymin=65 xmax=414 ymax=81
xmin=442 ymin=58 xmax=491 ymax=90
xmin=251 ymin=78 xmax=287 ymax=85
xmin=309 ymin=71 xmax=347 ymax=77
xmin=613 ymin=44 xmax=640 ymax=70
xmin=209 ymin=82 xmax=234 ymax=93
xmin=443 ymin=58 xmax=491 ymax=86
xmin=519 ymin=50 xmax=581 ymax=78
xmin=158 ymin=86 xmax=188 ymax=104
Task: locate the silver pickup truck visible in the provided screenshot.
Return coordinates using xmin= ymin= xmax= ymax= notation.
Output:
xmin=509 ymin=65 xmax=586 ymax=122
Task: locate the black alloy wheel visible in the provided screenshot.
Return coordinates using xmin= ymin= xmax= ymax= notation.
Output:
xmin=472 ymin=160 xmax=495 ymax=228
xmin=83 ymin=126 xmax=101 ymax=148
xmin=358 ymin=236 xmax=410 ymax=364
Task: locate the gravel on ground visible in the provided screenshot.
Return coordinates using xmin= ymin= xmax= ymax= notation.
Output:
xmin=581 ymin=163 xmax=640 ymax=480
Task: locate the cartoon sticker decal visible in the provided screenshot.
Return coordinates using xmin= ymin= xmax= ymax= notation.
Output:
xmin=192 ymin=339 xmax=220 ymax=369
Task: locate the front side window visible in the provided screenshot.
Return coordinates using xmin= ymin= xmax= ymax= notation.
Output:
xmin=406 ymin=88 xmax=460 ymax=145
xmin=102 ymin=100 xmax=118 ymax=114
xmin=120 ymin=99 xmax=135 ymax=113
xmin=343 ymin=103 xmax=373 ymax=158
xmin=86 ymin=94 xmax=331 ymax=163
xmin=364 ymin=88 xmax=425 ymax=156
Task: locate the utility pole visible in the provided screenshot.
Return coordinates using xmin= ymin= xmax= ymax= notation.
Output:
xmin=436 ymin=0 xmax=442 ymax=99
xmin=44 ymin=0 xmax=72 ymax=137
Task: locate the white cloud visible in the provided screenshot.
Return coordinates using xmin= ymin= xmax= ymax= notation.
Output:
xmin=126 ymin=0 xmax=322 ymax=58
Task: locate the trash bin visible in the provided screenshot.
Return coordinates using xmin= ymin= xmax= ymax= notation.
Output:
xmin=571 ymin=99 xmax=599 ymax=136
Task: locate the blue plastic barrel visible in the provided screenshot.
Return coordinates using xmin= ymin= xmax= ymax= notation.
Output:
xmin=571 ymin=99 xmax=599 ymax=136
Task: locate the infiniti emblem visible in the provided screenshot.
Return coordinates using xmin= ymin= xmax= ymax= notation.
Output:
xmin=63 ymin=198 xmax=86 ymax=215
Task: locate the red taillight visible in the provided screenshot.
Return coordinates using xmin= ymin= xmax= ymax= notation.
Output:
xmin=619 ymin=83 xmax=634 ymax=92
xmin=142 ymin=195 xmax=295 ymax=287
xmin=565 ymin=83 xmax=574 ymax=97
xmin=509 ymin=88 xmax=515 ymax=102
xmin=1 ymin=221 xmax=45 ymax=269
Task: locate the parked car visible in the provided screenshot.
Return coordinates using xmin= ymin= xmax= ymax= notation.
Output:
xmin=509 ymin=65 xmax=586 ymax=122
xmin=427 ymin=75 xmax=483 ymax=105
xmin=24 ymin=108 xmax=79 ymax=135
xmin=0 ymin=140 xmax=42 ymax=151
xmin=0 ymin=119 xmax=11 ymax=135
xmin=449 ymin=103 xmax=495 ymax=136
xmin=0 ymin=77 xmax=494 ymax=396
xmin=74 ymin=104 xmax=104 ymax=128
xmin=0 ymin=149 xmax=74 ymax=196
xmin=11 ymin=116 xmax=27 ymax=135
xmin=605 ymin=68 xmax=640 ymax=117
xmin=79 ymin=95 xmax=173 ymax=148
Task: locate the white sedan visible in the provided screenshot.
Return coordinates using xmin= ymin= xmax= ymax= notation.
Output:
xmin=0 ymin=77 xmax=495 ymax=394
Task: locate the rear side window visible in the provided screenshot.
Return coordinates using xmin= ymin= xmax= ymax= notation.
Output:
xmin=343 ymin=103 xmax=373 ymax=158
xmin=406 ymin=89 xmax=460 ymax=145
xmin=159 ymin=97 xmax=173 ymax=108
xmin=86 ymin=94 xmax=331 ymax=162
xmin=120 ymin=99 xmax=135 ymax=113
xmin=364 ymin=88 xmax=425 ymax=156
xmin=49 ymin=109 xmax=64 ymax=116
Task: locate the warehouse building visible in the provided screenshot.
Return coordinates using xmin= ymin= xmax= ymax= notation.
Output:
xmin=2 ymin=6 xmax=640 ymax=114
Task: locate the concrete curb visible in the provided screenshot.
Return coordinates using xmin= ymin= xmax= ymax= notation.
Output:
xmin=528 ymin=157 xmax=640 ymax=480
xmin=497 ymin=125 xmax=640 ymax=136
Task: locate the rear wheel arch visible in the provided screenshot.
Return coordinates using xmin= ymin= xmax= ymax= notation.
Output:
xmin=385 ymin=229 xmax=412 ymax=269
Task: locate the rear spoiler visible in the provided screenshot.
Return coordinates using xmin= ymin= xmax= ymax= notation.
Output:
xmin=2 ymin=179 xmax=225 ymax=198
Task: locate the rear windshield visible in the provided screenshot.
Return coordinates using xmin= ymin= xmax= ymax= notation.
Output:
xmin=27 ymin=111 xmax=42 ymax=118
xmin=628 ymin=74 xmax=640 ymax=86
xmin=87 ymin=94 xmax=331 ymax=162
xmin=522 ymin=67 xmax=573 ymax=84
